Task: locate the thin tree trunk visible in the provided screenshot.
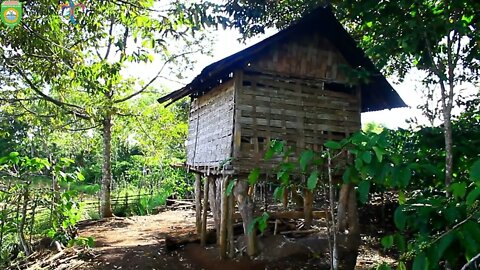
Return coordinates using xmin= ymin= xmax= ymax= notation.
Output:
xmin=439 ymin=80 xmax=454 ymax=188
xmin=19 ymin=185 xmax=31 ymax=256
xmin=100 ymin=113 xmax=113 ymax=218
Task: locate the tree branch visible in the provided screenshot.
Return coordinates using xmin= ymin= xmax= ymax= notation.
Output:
xmin=113 ymin=50 xmax=199 ymax=103
xmin=1 ymin=54 xmax=91 ymax=120
xmin=104 ymin=17 xmax=115 ymax=60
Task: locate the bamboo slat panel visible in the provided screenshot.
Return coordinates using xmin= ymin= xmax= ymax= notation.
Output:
xmin=186 ymin=80 xmax=235 ymax=168
xmin=249 ymin=32 xmax=350 ymax=83
xmin=232 ymin=72 xmax=360 ymax=173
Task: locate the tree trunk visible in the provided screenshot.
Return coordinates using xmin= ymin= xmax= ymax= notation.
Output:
xmin=442 ymin=93 xmax=453 ymax=188
xmin=333 ymin=184 xmax=360 ymax=270
xmin=100 ymin=113 xmax=113 ymax=218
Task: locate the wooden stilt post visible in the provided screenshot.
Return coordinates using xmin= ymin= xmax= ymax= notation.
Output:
xmin=194 ymin=173 xmax=202 ymax=235
xmin=227 ymin=189 xmax=235 ymax=257
xmin=304 ymin=188 xmax=314 ymax=229
xmin=201 ymin=176 xmax=210 ymax=246
xmin=208 ymin=178 xmax=219 ymax=242
xmin=234 ymin=179 xmax=257 ymax=257
xmin=219 ymin=175 xmax=229 ymax=259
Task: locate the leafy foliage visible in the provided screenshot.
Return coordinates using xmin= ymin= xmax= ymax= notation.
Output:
xmin=0 ymin=153 xmax=85 ymax=267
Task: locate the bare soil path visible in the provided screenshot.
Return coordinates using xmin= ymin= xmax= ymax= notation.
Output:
xmin=64 ymin=210 xmax=393 ymax=270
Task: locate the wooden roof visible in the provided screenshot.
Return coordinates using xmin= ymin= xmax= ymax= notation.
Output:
xmin=158 ymin=5 xmax=407 ymax=112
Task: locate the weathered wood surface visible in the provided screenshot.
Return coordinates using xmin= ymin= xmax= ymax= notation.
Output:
xmin=194 ymin=174 xmax=202 ymax=235
xmin=201 ymin=177 xmax=209 ymax=246
xmin=249 ymin=31 xmax=351 ymax=83
xmin=232 ymin=71 xmax=359 ymax=173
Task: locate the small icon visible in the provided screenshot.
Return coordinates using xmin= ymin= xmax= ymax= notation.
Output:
xmin=59 ymin=0 xmax=85 ymax=25
xmin=1 ymin=0 xmax=22 ymax=29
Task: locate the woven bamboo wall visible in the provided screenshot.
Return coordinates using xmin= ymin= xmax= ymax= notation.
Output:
xmin=231 ymin=75 xmax=360 ymax=173
xmin=186 ymin=80 xmax=235 ymax=169
xmin=249 ymin=32 xmax=350 ymax=83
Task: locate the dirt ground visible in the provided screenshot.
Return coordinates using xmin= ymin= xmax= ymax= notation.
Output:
xmin=49 ymin=209 xmax=395 ymax=270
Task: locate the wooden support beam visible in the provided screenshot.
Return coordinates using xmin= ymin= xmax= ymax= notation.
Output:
xmin=201 ymin=176 xmax=209 ymax=246
xmin=219 ymin=175 xmax=229 ymax=259
xmin=304 ymin=189 xmax=314 ymax=229
xmin=227 ymin=190 xmax=235 ymax=258
xmin=194 ymin=173 xmax=202 ymax=235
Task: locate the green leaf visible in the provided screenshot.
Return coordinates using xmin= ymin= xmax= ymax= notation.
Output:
xmin=450 ymin=182 xmax=467 ymax=199
xmin=87 ymin=237 xmax=95 ymax=248
xmin=355 ymin=157 xmax=363 ymax=170
xmin=397 ymin=167 xmax=411 ymax=188
xmin=398 ymin=190 xmax=406 ymax=205
xmin=248 ymin=168 xmax=261 ymax=186
xmin=357 ymin=181 xmax=370 ymax=204
xmin=361 ymin=151 xmax=372 ymax=164
xmin=394 ymin=233 xmax=406 ymax=252
xmin=265 ymin=140 xmax=284 ymax=160
xmin=376 ymin=264 xmax=392 ymax=270
xmin=258 ymin=212 xmax=269 ymax=233
xmin=396 ymin=262 xmax=407 ymax=270
xmin=372 ymin=146 xmax=385 ymax=162
xmin=381 ymin=235 xmax=394 ymax=249
xmin=307 ymin=171 xmax=319 ymax=190
xmin=273 ymin=186 xmax=284 ymax=201
xmin=342 ymin=167 xmax=352 ymax=183
xmin=434 ymin=232 xmax=454 ymax=264
xmin=466 ymin=187 xmax=480 ymax=206
xmin=394 ymin=206 xmax=407 ymax=230
xmin=226 ymin=180 xmax=236 ymax=196
xmin=470 ymin=159 xmax=480 ymax=181
xmin=299 ymin=150 xmax=314 ymax=172
xmin=324 ymin=140 xmax=341 ymax=150
xmin=8 ymin=152 xmax=19 ymax=158
xmin=412 ymin=253 xmax=428 ymax=270
xmin=247 ymin=213 xmax=270 ymax=234
xmin=247 ymin=219 xmax=256 ymax=235
xmin=76 ymin=172 xmax=85 ymax=181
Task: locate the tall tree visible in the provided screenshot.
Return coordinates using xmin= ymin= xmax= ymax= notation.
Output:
xmin=0 ymin=0 xmax=221 ymax=217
